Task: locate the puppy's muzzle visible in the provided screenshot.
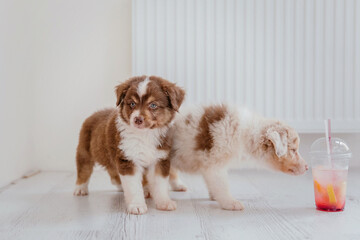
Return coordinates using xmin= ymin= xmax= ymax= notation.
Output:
xmin=134 ymin=116 xmax=144 ymax=126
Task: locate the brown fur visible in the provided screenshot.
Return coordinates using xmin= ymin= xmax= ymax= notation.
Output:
xmin=75 ymin=109 xmax=132 ymax=188
xmin=116 ymin=76 xmax=185 ymax=129
xmin=142 ymin=172 xmax=148 ymax=186
xmin=116 ymin=76 xmax=146 ymax=106
xmin=157 ymin=131 xmax=172 ymax=151
xmin=155 ymin=132 xmax=172 ymax=176
xmin=117 ymin=159 xmax=135 ymax=175
xmin=155 ymin=158 xmax=171 ymax=177
xmin=169 ymin=167 xmax=179 ymax=181
xmin=195 ymin=105 xmax=227 ymax=151
xmin=150 ymin=76 xmax=185 ymax=111
xmin=75 ymin=76 xmax=185 ymax=191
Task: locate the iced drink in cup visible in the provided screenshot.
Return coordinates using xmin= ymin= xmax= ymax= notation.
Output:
xmin=310 ymin=137 xmax=351 ymax=211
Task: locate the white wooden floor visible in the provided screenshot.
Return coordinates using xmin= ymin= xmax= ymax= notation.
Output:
xmin=1 ymin=169 xmax=360 ymax=240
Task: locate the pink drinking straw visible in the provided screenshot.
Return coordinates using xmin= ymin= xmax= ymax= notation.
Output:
xmin=324 ymin=119 xmax=334 ymax=168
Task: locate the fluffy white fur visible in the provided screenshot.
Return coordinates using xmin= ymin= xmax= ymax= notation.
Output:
xmin=116 ymin=115 xmax=169 ymax=168
xmin=120 ymin=171 xmax=148 ymax=214
xmin=170 ymin=104 xmax=308 ymax=210
xmin=137 ymin=77 xmax=150 ymax=97
xmin=170 ymin=106 xmax=243 ymax=173
xmin=116 ymin=114 xmax=175 ymax=213
xmin=147 ymin=165 xmax=177 ymax=210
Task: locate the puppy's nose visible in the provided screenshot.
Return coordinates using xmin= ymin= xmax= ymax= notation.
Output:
xmin=134 ymin=116 xmax=144 ymax=125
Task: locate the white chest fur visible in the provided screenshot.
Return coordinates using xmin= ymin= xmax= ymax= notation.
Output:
xmin=116 ymin=116 xmax=169 ymax=168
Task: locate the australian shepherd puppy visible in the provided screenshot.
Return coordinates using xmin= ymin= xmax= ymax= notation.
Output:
xmin=169 ymin=104 xmax=308 ymax=211
xmin=74 ymin=76 xmax=185 ymax=215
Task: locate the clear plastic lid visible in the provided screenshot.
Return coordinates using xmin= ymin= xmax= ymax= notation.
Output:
xmin=310 ymin=137 xmax=352 ymax=159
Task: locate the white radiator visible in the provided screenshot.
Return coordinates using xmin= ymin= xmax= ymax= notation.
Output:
xmin=132 ymin=0 xmax=360 ymax=132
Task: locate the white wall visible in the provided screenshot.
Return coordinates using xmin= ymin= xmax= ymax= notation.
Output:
xmin=1 ymin=0 xmax=38 ymax=187
xmin=0 ymin=0 xmax=132 ymax=185
xmin=133 ymin=0 xmax=360 ymax=132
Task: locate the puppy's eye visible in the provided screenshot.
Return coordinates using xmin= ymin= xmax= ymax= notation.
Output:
xmin=149 ymin=103 xmax=157 ymax=109
xmin=129 ymin=102 xmax=136 ymax=108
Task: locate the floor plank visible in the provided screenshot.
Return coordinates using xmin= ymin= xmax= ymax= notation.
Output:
xmin=0 ymin=169 xmax=359 ymax=240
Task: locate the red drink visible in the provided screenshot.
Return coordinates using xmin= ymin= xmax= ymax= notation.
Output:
xmin=312 ymin=167 xmax=347 ymax=212
xmin=310 ymin=137 xmax=351 ymax=212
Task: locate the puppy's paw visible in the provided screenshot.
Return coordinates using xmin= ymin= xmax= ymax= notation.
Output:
xmin=220 ymin=200 xmax=244 ymax=211
xmin=115 ymin=184 xmax=123 ymax=192
xmin=170 ymin=180 xmax=188 ymax=192
xmin=127 ymin=203 xmax=148 ymax=215
xmin=111 ymin=179 xmax=123 ymax=192
xmin=156 ymin=200 xmax=177 ymax=211
xmin=73 ymin=184 xmax=89 ymax=196
xmin=143 ymin=186 xmax=151 ymax=198
xmin=171 ymin=183 xmax=187 ymax=192
xmin=144 ymin=189 xmax=151 ymax=198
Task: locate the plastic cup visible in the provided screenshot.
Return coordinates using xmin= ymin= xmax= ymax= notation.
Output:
xmin=310 ymin=137 xmax=352 ymax=212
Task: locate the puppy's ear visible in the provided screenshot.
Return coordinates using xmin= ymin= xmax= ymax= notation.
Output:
xmin=161 ymin=83 xmax=185 ymax=111
xmin=266 ymin=128 xmax=287 ymax=157
xmin=115 ymin=81 xmax=131 ymax=106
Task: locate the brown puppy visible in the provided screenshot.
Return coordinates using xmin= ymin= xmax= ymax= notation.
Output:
xmin=74 ymin=76 xmax=185 ymax=215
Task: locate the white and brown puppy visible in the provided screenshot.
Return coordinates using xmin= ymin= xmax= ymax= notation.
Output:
xmin=169 ymin=104 xmax=308 ymax=211
xmin=74 ymin=76 xmax=185 ymax=215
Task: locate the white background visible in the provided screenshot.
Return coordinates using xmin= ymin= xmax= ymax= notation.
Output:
xmin=0 ymin=0 xmax=132 ymax=186
xmin=0 ymin=0 xmax=358 ymax=187
xmin=133 ymin=0 xmax=360 ymax=132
